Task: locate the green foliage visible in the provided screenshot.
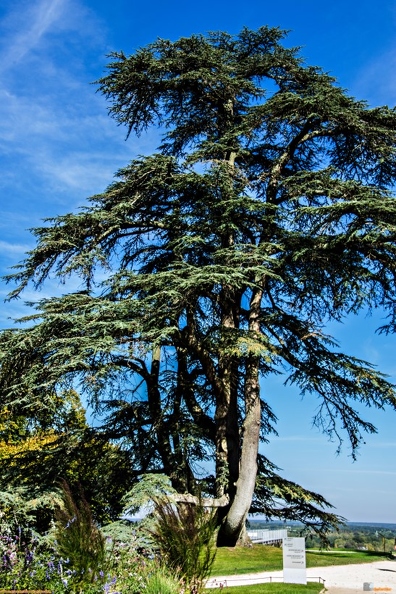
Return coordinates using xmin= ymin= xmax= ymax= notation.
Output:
xmin=55 ymin=481 xmax=108 ymax=588
xmin=0 ymin=528 xmax=77 ymax=593
xmin=102 ymin=535 xmax=182 ymax=594
xmin=0 ymin=517 xmax=182 ymax=594
xmin=0 ymin=487 xmax=61 ymax=536
xmin=151 ymin=497 xmax=217 ymax=593
xmin=121 ymin=473 xmax=176 ymax=517
xmin=298 ymin=522 xmax=396 ymax=553
xmin=0 ymin=530 xmax=41 ymax=590
xmin=0 ymin=390 xmax=134 ymax=530
xmin=142 ymin=566 xmax=182 ymax=594
xmin=252 ymin=456 xmax=343 ymax=541
xmin=2 ymin=26 xmax=396 ymax=544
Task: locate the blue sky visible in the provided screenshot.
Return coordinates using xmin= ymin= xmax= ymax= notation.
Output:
xmin=1 ymin=0 xmax=396 ymax=524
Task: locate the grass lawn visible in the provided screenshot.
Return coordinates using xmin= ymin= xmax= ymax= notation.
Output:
xmin=211 ymin=545 xmax=388 ymax=575
xmin=306 ymin=549 xmax=388 ymax=568
xmin=205 ymin=583 xmax=323 ymax=593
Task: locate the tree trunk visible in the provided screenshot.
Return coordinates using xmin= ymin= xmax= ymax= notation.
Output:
xmin=217 ymin=364 xmax=260 ymax=545
xmin=217 ymin=288 xmax=263 ymax=546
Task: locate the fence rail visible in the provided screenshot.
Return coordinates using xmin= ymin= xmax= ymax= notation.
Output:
xmin=207 ymin=575 xmax=326 ymax=588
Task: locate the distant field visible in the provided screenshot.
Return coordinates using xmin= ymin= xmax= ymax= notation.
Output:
xmin=211 ymin=544 xmax=388 ymax=575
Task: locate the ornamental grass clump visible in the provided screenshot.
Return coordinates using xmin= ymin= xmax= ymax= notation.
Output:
xmin=143 ymin=565 xmax=183 ymax=594
xmin=55 ymin=480 xmax=110 ymax=591
xmin=151 ymin=497 xmax=217 ymax=593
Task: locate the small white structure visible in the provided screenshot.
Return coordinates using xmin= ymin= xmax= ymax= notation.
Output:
xmin=283 ymin=537 xmax=306 ymax=584
xmin=247 ymin=528 xmax=288 ymax=544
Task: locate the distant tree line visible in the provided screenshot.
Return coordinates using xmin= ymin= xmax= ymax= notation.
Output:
xmin=250 ymin=521 xmax=396 ymax=552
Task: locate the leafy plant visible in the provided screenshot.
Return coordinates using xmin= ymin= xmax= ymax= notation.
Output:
xmin=0 ymin=528 xmax=69 ymax=592
xmin=104 ymin=538 xmax=181 ymax=594
xmin=0 ymin=511 xmax=184 ymax=593
xmin=0 ymin=487 xmax=61 ymax=536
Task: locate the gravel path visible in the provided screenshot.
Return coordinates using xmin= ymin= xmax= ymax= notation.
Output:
xmin=206 ymin=560 xmax=396 ymax=591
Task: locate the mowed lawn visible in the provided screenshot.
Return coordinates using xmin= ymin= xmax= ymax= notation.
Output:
xmin=211 ymin=544 xmax=388 ymax=575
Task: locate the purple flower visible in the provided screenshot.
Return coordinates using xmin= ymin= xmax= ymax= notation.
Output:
xmin=103 ymin=576 xmax=117 ymax=592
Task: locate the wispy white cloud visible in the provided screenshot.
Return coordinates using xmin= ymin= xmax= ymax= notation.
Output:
xmin=0 ymin=0 xmax=159 ymax=210
xmin=0 ymin=210 xmax=34 ymax=228
xmin=0 ymin=0 xmax=67 ymax=74
xmin=0 ymin=6 xmax=164 ymax=263
xmin=351 ymin=46 xmax=396 ymax=107
xmin=0 ymin=272 xmax=88 ymax=325
xmin=0 ymin=240 xmax=32 ymax=256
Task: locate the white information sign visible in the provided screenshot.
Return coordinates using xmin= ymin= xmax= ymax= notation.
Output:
xmin=282 ymin=537 xmax=306 ymax=584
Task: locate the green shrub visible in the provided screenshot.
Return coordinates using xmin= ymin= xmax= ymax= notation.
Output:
xmin=106 ymin=539 xmax=181 ymax=593
xmin=0 ymin=529 xmax=70 ymax=592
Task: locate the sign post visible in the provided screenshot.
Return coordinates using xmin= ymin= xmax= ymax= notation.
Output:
xmin=283 ymin=537 xmax=306 ymax=584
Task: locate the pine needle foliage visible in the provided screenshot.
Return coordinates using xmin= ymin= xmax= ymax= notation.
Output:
xmin=1 ymin=26 xmax=396 ymax=545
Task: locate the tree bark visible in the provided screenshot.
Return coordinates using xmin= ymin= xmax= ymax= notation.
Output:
xmin=217 ymin=288 xmax=263 ymax=546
